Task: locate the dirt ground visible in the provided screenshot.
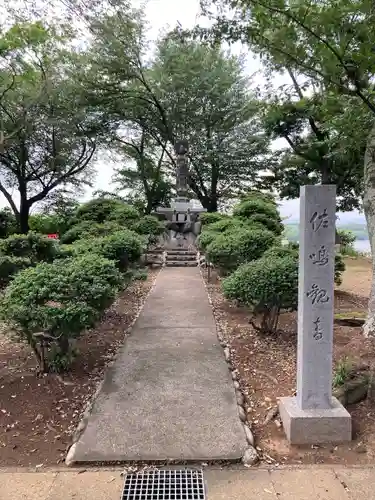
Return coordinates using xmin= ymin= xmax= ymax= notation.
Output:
xmin=0 ymin=269 xmax=158 ymax=467
xmin=203 ymin=257 xmax=375 ymax=466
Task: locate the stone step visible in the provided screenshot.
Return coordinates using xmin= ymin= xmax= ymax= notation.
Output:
xmin=166 ymin=254 xmax=196 ymax=261
xmin=167 ymin=250 xmax=196 ymax=256
xmin=165 ymin=261 xmax=198 ymax=267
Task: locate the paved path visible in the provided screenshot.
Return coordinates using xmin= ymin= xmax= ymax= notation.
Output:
xmin=69 ymin=267 xmax=246 ymax=463
xmin=3 ymin=466 xmax=375 ymax=500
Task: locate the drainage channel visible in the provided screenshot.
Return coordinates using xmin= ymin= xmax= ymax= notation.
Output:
xmin=121 ymin=469 xmax=206 ymax=500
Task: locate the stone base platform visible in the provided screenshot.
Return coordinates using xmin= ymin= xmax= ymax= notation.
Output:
xmin=279 ymin=396 xmax=352 ymax=445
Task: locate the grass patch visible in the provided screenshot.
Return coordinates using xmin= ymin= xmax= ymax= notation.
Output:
xmin=333 ymin=356 xmax=353 ymax=388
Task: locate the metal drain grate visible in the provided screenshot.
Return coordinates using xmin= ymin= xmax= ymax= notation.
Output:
xmin=121 ymin=469 xmax=206 ymax=500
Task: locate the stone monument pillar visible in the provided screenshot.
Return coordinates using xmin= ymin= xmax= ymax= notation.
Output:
xmin=156 ymin=139 xmax=206 ymax=248
xmin=278 ymin=185 xmax=351 ymax=444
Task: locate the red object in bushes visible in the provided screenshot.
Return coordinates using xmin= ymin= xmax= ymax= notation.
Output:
xmin=47 ymin=234 xmax=59 ymax=239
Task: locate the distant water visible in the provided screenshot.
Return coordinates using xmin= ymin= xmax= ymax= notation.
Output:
xmin=283 ymin=238 xmax=372 ymax=255
xmin=354 ymin=239 xmax=371 ymax=254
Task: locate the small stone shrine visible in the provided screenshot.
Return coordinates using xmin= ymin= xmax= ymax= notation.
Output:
xmin=279 ymin=185 xmax=352 ymax=444
xmin=156 ymin=140 xmax=206 ymax=248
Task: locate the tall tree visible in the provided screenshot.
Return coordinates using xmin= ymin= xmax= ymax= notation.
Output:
xmin=259 ymin=83 xmax=369 ymax=212
xmin=200 ymin=0 xmax=375 ymax=335
xmin=112 ymin=129 xmax=173 ymax=214
xmin=0 ymin=21 xmax=96 ymax=232
xmin=81 ymin=3 xmax=270 ymax=211
xmin=149 ymin=34 xmax=270 ymax=211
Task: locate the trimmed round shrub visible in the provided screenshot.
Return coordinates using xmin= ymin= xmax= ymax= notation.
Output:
xmin=74 ymin=230 xmax=144 ymax=270
xmin=244 ymin=213 xmax=283 ymax=236
xmin=0 ymin=254 xmax=122 ymax=372
xmin=199 ymin=212 xmax=228 ymax=226
xmin=233 ymin=199 xmax=281 ymax=222
xmin=196 ymin=231 xmax=217 ymax=252
xmin=222 ymin=256 xmax=298 ymax=333
xmin=74 ymin=198 xmax=136 ymax=223
xmin=110 ymin=204 xmax=140 ymax=224
xmin=206 ymin=228 xmax=276 ymax=273
xmin=132 ymin=215 xmax=165 ymax=239
xmin=0 ymin=256 xmax=31 ymax=287
xmin=263 ymin=246 xmax=298 ymax=261
xmin=0 ymin=232 xmax=58 ymax=262
xmin=240 ymin=190 xmax=277 ymax=206
xmin=60 ymin=221 xmax=124 ymax=244
xmin=205 ymin=218 xmax=242 ymax=233
xmin=279 ymin=242 xmax=345 ymax=286
xmin=60 ymin=221 xmax=93 ymax=244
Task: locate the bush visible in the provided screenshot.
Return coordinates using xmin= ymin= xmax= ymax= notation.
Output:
xmin=196 ymin=231 xmax=218 ymax=252
xmin=239 ymin=190 xmax=277 ymax=206
xmin=0 ymin=254 xmax=122 ymax=372
xmin=0 ymin=209 xmax=17 ymax=238
xmin=60 ymin=221 xmax=124 ymax=244
xmin=263 ymin=246 xmax=298 ymax=261
xmin=74 ymin=198 xmax=139 ymax=224
xmin=0 ymin=256 xmax=32 ymax=287
xmin=205 ymin=218 xmax=242 ymax=233
xmin=338 ymin=229 xmax=358 ymax=256
xmin=110 ymin=204 xmax=140 ymax=224
xmin=60 ymin=221 xmax=93 ymax=244
xmin=276 ymin=242 xmax=345 ymax=286
xmin=233 ymin=199 xmax=281 ymax=221
xmin=335 ymin=253 xmax=346 ymax=286
xmin=0 ymin=232 xmax=58 ymax=262
xmin=206 ymin=228 xmax=275 ymax=273
xmin=338 ymin=229 xmax=356 ymax=248
xmin=132 ymin=215 xmax=165 ymax=244
xmin=29 ymin=214 xmax=60 ymax=235
xmin=202 ymin=217 xmax=264 ymax=236
xmin=199 ymin=212 xmax=228 ymax=226
xmin=73 ymin=230 xmax=144 ymax=270
xmin=244 ymin=213 xmax=284 ymax=236
xmin=55 ymin=244 xmax=75 ymax=259
xmin=222 ymin=256 xmax=298 ymax=333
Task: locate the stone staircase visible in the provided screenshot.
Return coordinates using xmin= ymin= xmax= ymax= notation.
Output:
xmin=165 ymin=248 xmax=197 ymax=267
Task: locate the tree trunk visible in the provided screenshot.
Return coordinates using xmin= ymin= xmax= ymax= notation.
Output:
xmin=206 ymin=198 xmax=218 ymax=212
xmin=19 ymin=201 xmax=30 ymax=234
xmin=362 ymin=122 xmax=375 ymax=337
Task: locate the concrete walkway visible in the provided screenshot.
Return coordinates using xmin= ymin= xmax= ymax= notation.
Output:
xmin=69 ymin=267 xmax=246 ymax=463
xmin=3 ymin=466 xmax=375 ymax=500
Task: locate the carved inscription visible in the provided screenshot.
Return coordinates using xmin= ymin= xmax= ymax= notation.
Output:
xmin=313 ymin=317 xmax=323 ymax=340
xmin=310 ymin=208 xmax=329 ymax=232
xmin=306 ymin=284 xmax=330 ymax=304
xmin=309 ymin=245 xmax=329 ymax=266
